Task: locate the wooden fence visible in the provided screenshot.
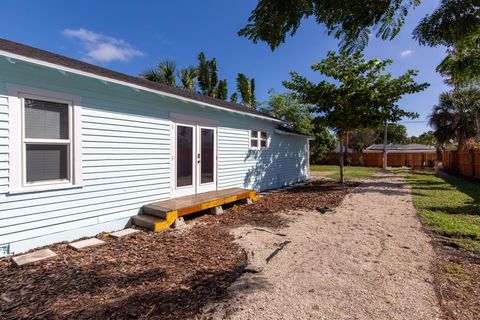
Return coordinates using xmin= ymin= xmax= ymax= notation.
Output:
xmin=443 ymin=149 xmax=480 ymax=179
xmin=319 ymin=151 xmax=436 ymax=168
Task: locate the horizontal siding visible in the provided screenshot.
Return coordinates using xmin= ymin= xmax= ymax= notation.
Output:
xmin=0 ymin=59 xmax=308 ymax=255
xmin=0 ymin=96 xmax=8 ymax=196
xmin=0 ymin=89 xmax=172 ymax=249
xmin=218 ymin=125 xmax=308 ymax=191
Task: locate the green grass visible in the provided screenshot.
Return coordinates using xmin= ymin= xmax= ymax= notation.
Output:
xmin=310 ymin=165 xmax=381 ymax=179
xmin=402 ymin=170 xmax=480 ymax=250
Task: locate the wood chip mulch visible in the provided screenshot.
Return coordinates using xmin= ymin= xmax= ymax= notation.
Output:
xmin=0 ymin=179 xmax=357 ymax=320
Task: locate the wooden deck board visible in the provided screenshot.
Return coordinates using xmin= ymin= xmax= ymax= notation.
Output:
xmin=146 ymin=188 xmax=255 ymax=217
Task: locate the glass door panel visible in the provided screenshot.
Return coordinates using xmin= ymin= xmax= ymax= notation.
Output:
xmin=175 ymin=125 xmax=195 ymax=193
xmin=200 ymin=128 xmax=214 ymax=184
xmin=173 ymin=122 xmax=216 ymax=197
xmin=176 ymin=125 xmax=193 ymax=187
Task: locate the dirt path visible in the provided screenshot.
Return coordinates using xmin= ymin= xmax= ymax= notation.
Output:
xmin=204 ymin=174 xmax=441 ymax=320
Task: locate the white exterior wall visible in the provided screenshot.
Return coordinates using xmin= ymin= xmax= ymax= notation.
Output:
xmin=0 ymin=58 xmax=308 ymax=256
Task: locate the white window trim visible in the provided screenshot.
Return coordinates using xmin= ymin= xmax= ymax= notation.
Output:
xmin=249 ymin=129 xmax=269 ymax=150
xmin=7 ymin=84 xmax=83 ymax=193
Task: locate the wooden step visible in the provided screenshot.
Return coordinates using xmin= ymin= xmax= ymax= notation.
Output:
xmin=131 ymin=211 xmax=178 ymax=232
xmin=132 ymin=215 xmax=167 ymax=232
xmin=142 ymin=204 xmax=170 ymax=218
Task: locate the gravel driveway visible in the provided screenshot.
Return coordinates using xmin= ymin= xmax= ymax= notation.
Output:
xmin=205 ymin=174 xmax=441 ymax=320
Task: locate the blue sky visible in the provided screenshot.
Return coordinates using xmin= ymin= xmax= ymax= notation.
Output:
xmin=1 ymin=0 xmax=448 ymax=136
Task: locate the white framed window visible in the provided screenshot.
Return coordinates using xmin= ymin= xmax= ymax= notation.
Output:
xmin=7 ymin=84 xmax=83 ymax=193
xmin=250 ymin=130 xmax=268 ymax=149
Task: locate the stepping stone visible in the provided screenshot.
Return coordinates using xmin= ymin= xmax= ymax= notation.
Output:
xmin=110 ymin=228 xmax=139 ymax=238
xmin=12 ymin=249 xmax=56 ymax=266
xmin=68 ymin=238 xmax=105 ymax=251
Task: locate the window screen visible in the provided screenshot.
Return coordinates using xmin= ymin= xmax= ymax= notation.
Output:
xmin=23 ymin=98 xmax=70 ymax=184
xmin=26 ymin=144 xmax=68 ymax=182
xmin=25 ymin=98 xmax=69 ymax=139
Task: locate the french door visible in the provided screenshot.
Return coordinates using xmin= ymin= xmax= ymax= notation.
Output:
xmin=173 ymin=122 xmax=217 ymax=197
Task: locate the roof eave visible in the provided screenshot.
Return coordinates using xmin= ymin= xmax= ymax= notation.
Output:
xmin=274 ymin=129 xmax=314 ymax=139
xmin=0 ymin=50 xmax=282 ymax=123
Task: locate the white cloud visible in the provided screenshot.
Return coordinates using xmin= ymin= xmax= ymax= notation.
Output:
xmin=62 ymin=28 xmax=144 ymax=63
xmin=400 ymin=50 xmax=414 ymax=58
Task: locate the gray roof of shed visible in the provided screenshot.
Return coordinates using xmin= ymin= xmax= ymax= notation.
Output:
xmin=0 ymin=38 xmax=278 ymax=121
xmin=365 ymin=144 xmax=436 ymax=152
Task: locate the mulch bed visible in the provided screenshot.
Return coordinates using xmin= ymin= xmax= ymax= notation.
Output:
xmin=0 ymin=179 xmax=356 ymax=320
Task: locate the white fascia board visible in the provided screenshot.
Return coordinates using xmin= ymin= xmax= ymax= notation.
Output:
xmin=0 ymin=50 xmax=281 ymax=123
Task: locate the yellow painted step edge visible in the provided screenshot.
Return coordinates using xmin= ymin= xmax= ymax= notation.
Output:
xmin=249 ymin=191 xmax=260 ymax=201
xmin=151 ymin=210 xmax=178 ymax=232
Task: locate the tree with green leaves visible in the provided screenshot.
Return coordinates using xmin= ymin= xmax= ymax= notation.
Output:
xmin=259 ymin=90 xmax=335 ymax=161
xmin=310 ymin=124 xmax=337 ymax=163
xmin=374 ymin=123 xmax=409 ymax=144
xmin=348 ymin=124 xmax=409 ymax=151
xmin=348 ymin=129 xmax=378 ymax=152
xmin=429 ymin=88 xmax=480 ymax=151
xmin=239 ymin=0 xmax=418 ymax=52
xmin=236 ymin=73 xmax=257 ymax=108
xmin=197 ymin=52 xmax=229 ymax=100
xmin=197 ymin=52 xmax=218 ymax=96
xmin=259 ymin=90 xmax=313 ymax=134
xmin=240 ymin=1 xmax=480 ymax=85
xmin=230 ymin=92 xmax=238 ymax=103
xmin=178 ymin=66 xmax=197 ymax=92
xmin=283 ymin=51 xmax=429 ymax=182
xmin=414 ymin=0 xmax=480 ymax=86
xmin=142 ymin=60 xmax=177 ymax=87
xmin=217 ymin=79 xmax=228 ymax=100
xmin=410 ymin=131 xmax=436 ymax=145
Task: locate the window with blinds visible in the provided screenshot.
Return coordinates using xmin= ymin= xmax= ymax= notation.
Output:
xmin=23 ymin=98 xmax=70 ymax=183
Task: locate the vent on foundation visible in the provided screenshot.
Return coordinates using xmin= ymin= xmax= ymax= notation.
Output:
xmin=0 ymin=244 xmax=10 ymax=256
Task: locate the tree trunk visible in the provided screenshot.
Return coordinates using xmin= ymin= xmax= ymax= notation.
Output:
xmin=457 ymin=135 xmax=465 ymax=151
xmin=436 ymin=146 xmax=443 ymax=162
xmin=383 ymin=122 xmax=388 ymax=171
xmin=339 ymin=132 xmax=345 ymax=184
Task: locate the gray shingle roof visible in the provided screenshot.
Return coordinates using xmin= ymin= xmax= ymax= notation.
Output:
xmin=365 ymin=144 xmax=436 ymax=152
xmin=0 ymin=38 xmax=278 ymax=122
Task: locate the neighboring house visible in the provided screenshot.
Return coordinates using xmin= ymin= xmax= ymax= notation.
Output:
xmin=0 ymin=39 xmax=311 ymax=256
xmin=364 ymin=144 xmax=436 ymax=167
xmin=363 ymin=143 xmax=436 ymax=154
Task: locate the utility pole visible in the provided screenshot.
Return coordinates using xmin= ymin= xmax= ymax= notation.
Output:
xmin=383 ymin=122 xmax=388 ymax=171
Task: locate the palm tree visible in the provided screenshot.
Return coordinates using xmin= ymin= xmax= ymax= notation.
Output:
xmin=178 ymin=66 xmax=197 ymax=92
xmin=142 ymin=60 xmax=177 ymax=87
xmin=230 ymin=92 xmax=238 ymax=103
xmin=197 ymin=52 xmax=218 ymax=97
xmin=216 ymin=79 xmax=228 ymax=100
xmin=429 ymin=88 xmax=480 ymax=151
xmin=236 ymin=73 xmax=256 ymax=108
xmin=197 ymin=52 xmax=229 ymax=100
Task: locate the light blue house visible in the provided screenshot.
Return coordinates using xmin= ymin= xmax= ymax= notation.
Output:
xmin=0 ymin=39 xmax=310 ymax=256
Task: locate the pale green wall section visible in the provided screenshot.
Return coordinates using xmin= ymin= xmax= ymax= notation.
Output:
xmin=0 ymin=58 xmax=307 ymax=255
